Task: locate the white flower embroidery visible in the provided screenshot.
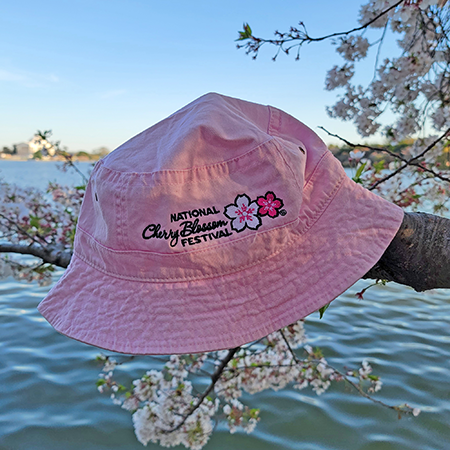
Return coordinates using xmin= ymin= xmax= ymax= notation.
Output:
xmin=224 ymin=194 xmax=261 ymax=232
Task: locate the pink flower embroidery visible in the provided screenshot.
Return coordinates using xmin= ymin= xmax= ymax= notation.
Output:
xmin=256 ymin=191 xmax=284 ymax=218
xmin=224 ymin=194 xmax=261 ymax=232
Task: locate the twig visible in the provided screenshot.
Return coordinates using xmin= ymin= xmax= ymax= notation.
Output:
xmin=278 ymin=330 xmax=414 ymax=414
xmin=0 ymin=213 xmax=46 ymax=246
xmin=239 ymin=1 xmax=403 ymax=57
xmin=56 ymin=150 xmax=89 ymax=185
xmin=369 ymin=128 xmax=450 ymax=190
xmin=168 ymin=347 xmax=240 ymax=432
xmin=302 ymin=1 xmax=403 ymax=43
xmin=318 ymin=126 xmax=450 ymax=185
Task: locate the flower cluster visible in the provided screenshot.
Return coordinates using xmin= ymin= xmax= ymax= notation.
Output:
xmin=95 ymin=320 xmax=409 ymax=449
xmin=224 ymin=191 xmax=284 ymax=233
xmin=327 ymin=0 xmax=445 ymax=142
xmin=0 ymin=168 xmax=85 ymax=285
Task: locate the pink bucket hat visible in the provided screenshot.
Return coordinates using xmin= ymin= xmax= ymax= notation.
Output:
xmin=38 ymin=93 xmax=403 ymax=355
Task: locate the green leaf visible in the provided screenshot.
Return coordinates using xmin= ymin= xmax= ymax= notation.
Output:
xmin=29 ymin=215 xmax=41 ymax=229
xmin=96 ymin=379 xmax=106 ymax=386
xmin=352 ymin=162 xmax=367 ymax=184
xmin=236 ymin=23 xmax=253 ymax=41
xmin=318 ymin=302 xmax=331 ymax=319
xmin=373 ymin=160 xmax=385 ymax=173
xmin=33 ymin=264 xmax=55 ymax=274
xmin=314 ymin=347 xmax=324 ymax=358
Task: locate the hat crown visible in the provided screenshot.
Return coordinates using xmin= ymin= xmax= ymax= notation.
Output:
xmin=74 ymin=93 xmax=329 ymax=281
xmin=104 ymin=93 xmax=271 ymax=173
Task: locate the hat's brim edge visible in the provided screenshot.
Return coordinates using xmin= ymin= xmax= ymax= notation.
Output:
xmin=38 ymin=176 xmax=404 ymax=355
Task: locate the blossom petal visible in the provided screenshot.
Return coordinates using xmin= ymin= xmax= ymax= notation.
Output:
xmin=271 ymin=200 xmax=282 ymax=209
xmin=236 ymin=195 xmax=249 ymax=210
xmin=266 ymin=192 xmax=275 ymax=202
xmin=232 ymin=217 xmax=246 ymax=231
xmin=268 ymin=207 xmax=278 ymax=217
xmin=248 ymin=202 xmax=259 ymax=214
xmin=224 ymin=205 xmax=239 ymax=218
xmin=246 ymin=214 xmax=261 ymax=229
xmin=257 ymin=197 xmax=267 ymax=206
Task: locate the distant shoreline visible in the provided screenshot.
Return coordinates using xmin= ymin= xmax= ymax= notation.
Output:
xmin=0 ymin=156 xmax=100 ymax=162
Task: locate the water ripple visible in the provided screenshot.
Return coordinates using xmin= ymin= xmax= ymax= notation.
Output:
xmin=1 ymin=276 xmax=450 ymax=449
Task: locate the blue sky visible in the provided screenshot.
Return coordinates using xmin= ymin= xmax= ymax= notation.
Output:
xmin=1 ymin=0 xmax=390 ymax=152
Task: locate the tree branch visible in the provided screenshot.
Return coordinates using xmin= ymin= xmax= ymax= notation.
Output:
xmin=0 ymin=242 xmax=72 ymax=268
xmin=364 ymin=212 xmax=450 ymax=291
xmin=318 ymin=126 xmax=450 ymax=184
xmin=238 ymin=1 xmax=404 ymax=58
xmin=298 ymin=0 xmax=403 ymax=43
xmin=0 ymin=213 xmax=48 ymax=246
xmin=168 ymin=347 xmax=240 ymax=432
xmin=278 ymin=330 xmax=415 ymax=415
xmin=368 ymin=128 xmax=450 ymax=190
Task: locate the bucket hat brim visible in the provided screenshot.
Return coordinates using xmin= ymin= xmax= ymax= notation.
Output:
xmin=38 ymin=171 xmax=403 ymax=355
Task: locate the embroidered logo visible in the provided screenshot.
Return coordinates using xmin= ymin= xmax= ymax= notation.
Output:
xmin=142 ymin=191 xmax=286 ymax=246
xmin=224 ymin=194 xmax=261 ymax=233
xmin=224 ymin=191 xmax=285 ymax=233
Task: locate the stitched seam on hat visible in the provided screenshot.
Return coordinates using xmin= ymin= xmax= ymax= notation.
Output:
xmin=76 ymin=217 xmax=299 ymax=257
xmin=266 ymin=104 xmax=330 ymax=188
xmin=267 ymin=105 xmax=331 ymax=188
xmin=116 ymin=173 xmax=126 ymax=249
xmin=267 ymin=105 xmax=281 ymax=136
xmin=101 ymin=137 xmax=274 ymax=176
xmin=62 ymin=276 xmax=311 ymax=352
xmin=142 ymin=152 xmax=276 ymax=186
xmin=74 ymin=228 xmax=300 ymax=283
xmin=299 ymin=175 xmax=345 ymax=237
xmin=304 ymin=151 xmax=329 ymax=187
xmin=271 ymin=138 xmax=303 ymax=193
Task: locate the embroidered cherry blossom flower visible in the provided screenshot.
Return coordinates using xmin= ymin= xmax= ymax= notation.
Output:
xmin=224 ymin=194 xmax=261 ymax=232
xmin=256 ymin=191 xmax=284 ymax=218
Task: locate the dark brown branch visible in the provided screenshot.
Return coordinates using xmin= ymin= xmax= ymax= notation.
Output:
xmin=0 ymin=242 xmax=72 ymax=268
xmin=238 ymin=1 xmax=403 ymax=58
xmin=278 ymin=330 xmax=413 ymax=414
xmin=364 ymin=212 xmax=450 ymax=291
xmin=295 ymin=1 xmax=403 ymax=43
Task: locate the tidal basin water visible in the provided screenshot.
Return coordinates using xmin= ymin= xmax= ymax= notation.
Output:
xmin=1 ymin=161 xmax=450 ymax=450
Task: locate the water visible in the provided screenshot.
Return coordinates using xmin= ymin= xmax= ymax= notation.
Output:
xmin=1 ymin=162 xmax=450 ymax=450
xmin=0 ymin=160 xmax=94 ymax=190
